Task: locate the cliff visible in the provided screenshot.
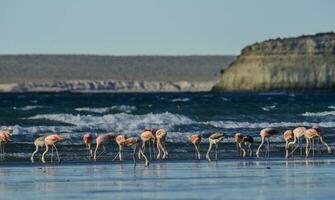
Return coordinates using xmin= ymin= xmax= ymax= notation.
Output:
xmin=213 ymin=32 xmax=335 ymax=92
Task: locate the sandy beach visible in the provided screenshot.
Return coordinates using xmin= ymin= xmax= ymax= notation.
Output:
xmin=1 ymin=159 xmax=335 ymax=200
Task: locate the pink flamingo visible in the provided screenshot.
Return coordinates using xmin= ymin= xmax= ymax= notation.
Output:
xmin=304 ymin=127 xmax=331 ymax=158
xmin=287 ymin=127 xmax=306 ymax=156
xmin=41 ymin=134 xmax=64 ymax=163
xmin=93 ymin=133 xmax=115 ymax=161
xmin=191 ymin=134 xmax=201 ymax=160
xmin=206 ymin=133 xmax=224 ymax=162
xmin=155 ymin=129 xmax=168 ymax=160
xmin=123 ymin=136 xmax=149 ymax=167
xmin=112 ymin=135 xmax=127 ymax=161
xmin=235 ymin=133 xmax=254 ymax=157
xmin=0 ymin=127 xmax=13 ymax=161
xmin=283 ymin=130 xmax=294 ymax=159
xmin=83 ymin=133 xmax=93 ymax=160
xmin=234 ymin=133 xmax=243 ymax=156
xmin=31 ymin=136 xmax=45 ymax=163
xmin=139 ymin=129 xmax=156 ymax=160
xmin=256 ymin=128 xmax=279 ymax=158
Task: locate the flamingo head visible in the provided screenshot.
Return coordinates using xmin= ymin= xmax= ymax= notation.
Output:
xmin=234 ymin=133 xmax=242 ymax=142
xmin=83 ymin=133 xmax=93 ymax=143
xmin=312 ymin=125 xmax=322 ymax=133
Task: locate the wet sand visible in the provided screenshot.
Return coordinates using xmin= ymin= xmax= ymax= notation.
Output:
xmin=1 ymin=159 xmax=335 ymax=200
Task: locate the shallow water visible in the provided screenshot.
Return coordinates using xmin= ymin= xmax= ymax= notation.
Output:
xmin=1 ymin=159 xmax=335 ymax=200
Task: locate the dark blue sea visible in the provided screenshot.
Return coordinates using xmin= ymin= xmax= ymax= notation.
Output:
xmin=1 ymin=92 xmax=335 ymax=162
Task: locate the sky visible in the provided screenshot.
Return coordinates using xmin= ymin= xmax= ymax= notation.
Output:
xmin=1 ymin=0 xmax=334 ymax=55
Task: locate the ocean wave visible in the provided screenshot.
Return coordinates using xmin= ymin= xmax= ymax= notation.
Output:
xmin=202 ymin=120 xmax=335 ymax=129
xmin=28 ymin=112 xmax=194 ymax=135
xmin=261 ymin=105 xmax=277 ymax=111
xmin=329 ymin=106 xmax=335 ymax=109
xmin=75 ymin=105 xmax=136 ymax=114
xmin=13 ymin=105 xmax=46 ymax=111
xmin=170 ymin=98 xmax=190 ymax=102
xmin=300 ymin=111 xmax=335 ymax=117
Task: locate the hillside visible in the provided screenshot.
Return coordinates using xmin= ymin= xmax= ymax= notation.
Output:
xmin=0 ymin=55 xmax=234 ymax=83
xmin=213 ymin=32 xmax=335 ymax=92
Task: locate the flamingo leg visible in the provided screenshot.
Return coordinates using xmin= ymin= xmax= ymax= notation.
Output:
xmin=93 ymin=144 xmax=100 ymax=161
xmin=305 ymin=138 xmax=310 ymax=158
xmin=193 ymin=144 xmax=197 ymax=159
xmin=41 ymin=144 xmax=50 ymax=163
xmin=248 ymin=143 xmax=253 ymax=157
xmin=266 ymin=138 xmax=270 ymax=158
xmin=139 ymin=147 xmax=149 ymax=167
xmin=312 ymin=138 xmax=315 ymax=157
xmin=239 ymin=143 xmax=246 ymax=157
xmin=197 ymin=144 xmax=201 ymax=159
xmin=31 ymin=145 xmax=39 ymax=163
xmin=138 ymin=142 xmax=145 ymax=160
xmin=236 ymin=143 xmax=239 ymax=156
xmin=206 ymin=142 xmax=213 ymax=162
xmin=285 ymin=141 xmax=289 ymax=159
xmin=156 ymin=140 xmax=161 ymax=160
xmin=162 ymin=141 xmax=168 ymax=159
xmin=256 ymin=137 xmax=264 ymax=158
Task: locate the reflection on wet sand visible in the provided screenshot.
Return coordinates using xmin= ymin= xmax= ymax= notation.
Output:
xmin=0 ymin=159 xmax=335 ymax=199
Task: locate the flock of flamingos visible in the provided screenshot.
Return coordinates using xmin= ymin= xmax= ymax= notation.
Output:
xmin=0 ymin=125 xmax=332 ymax=166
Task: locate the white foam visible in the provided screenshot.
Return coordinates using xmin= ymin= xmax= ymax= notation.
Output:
xmin=261 ymin=105 xmax=277 ymax=111
xmin=75 ymin=105 xmax=136 ymax=114
xmin=13 ymin=105 xmax=45 ymax=111
xmin=329 ymin=106 xmax=335 ymax=109
xmin=300 ymin=111 xmax=335 ymax=117
xmin=28 ymin=112 xmax=194 ymax=135
xmin=170 ymin=98 xmax=190 ymax=102
xmin=203 ymin=120 xmax=335 ymax=129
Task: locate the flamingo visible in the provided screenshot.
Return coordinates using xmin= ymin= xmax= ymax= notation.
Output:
xmin=191 ymin=134 xmax=201 ymax=160
xmin=234 ymin=133 xmax=243 ymax=156
xmin=256 ymin=128 xmax=279 ymax=158
xmin=112 ymin=135 xmax=127 ymax=161
xmin=287 ymin=127 xmax=306 ymax=156
xmin=155 ymin=129 xmax=168 ymax=160
xmin=123 ymin=136 xmax=149 ymax=167
xmin=206 ymin=133 xmax=224 ymax=162
xmin=30 ymin=136 xmax=45 ymax=163
xmin=304 ymin=127 xmax=331 ymax=158
xmin=139 ymin=129 xmax=155 ymax=160
xmin=83 ymin=133 xmax=93 ymax=160
xmin=235 ymin=133 xmax=254 ymax=157
xmin=283 ymin=130 xmax=294 ymax=159
xmin=93 ymin=133 xmax=115 ymax=161
xmin=41 ymin=134 xmax=64 ymax=163
xmin=0 ymin=127 xmax=13 ymax=161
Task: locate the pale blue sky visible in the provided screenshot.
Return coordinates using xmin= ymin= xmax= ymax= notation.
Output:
xmin=1 ymin=0 xmax=334 ymax=55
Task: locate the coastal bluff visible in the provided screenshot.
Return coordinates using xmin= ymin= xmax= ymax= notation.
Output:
xmin=213 ymin=32 xmax=335 ymax=92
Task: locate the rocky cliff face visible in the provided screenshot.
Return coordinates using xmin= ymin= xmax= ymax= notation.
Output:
xmin=214 ymin=32 xmax=335 ymax=91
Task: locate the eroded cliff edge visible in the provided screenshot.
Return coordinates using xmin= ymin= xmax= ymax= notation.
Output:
xmin=213 ymin=32 xmax=335 ymax=92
